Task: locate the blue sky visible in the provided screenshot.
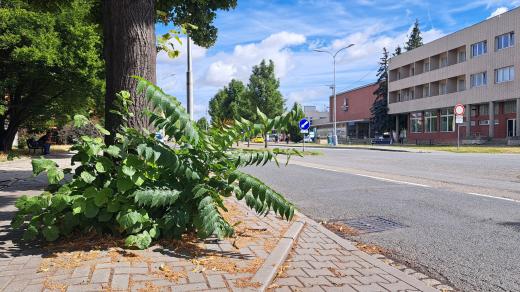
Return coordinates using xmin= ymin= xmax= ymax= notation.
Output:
xmin=155 ymin=0 xmax=520 ymax=119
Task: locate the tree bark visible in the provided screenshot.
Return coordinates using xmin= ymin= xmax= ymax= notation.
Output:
xmin=103 ymin=0 xmax=156 ymax=145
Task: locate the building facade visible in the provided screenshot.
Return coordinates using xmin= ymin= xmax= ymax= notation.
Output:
xmin=303 ymin=106 xmax=329 ymax=126
xmin=314 ymin=83 xmax=378 ymax=142
xmin=388 ymin=8 xmax=520 ymax=144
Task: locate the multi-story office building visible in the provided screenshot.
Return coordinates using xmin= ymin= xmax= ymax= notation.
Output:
xmin=388 ymin=8 xmax=520 ymax=144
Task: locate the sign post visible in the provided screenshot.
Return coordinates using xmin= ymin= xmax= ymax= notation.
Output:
xmin=299 ymin=118 xmax=310 ymax=152
xmin=454 ymin=104 xmax=465 ymax=149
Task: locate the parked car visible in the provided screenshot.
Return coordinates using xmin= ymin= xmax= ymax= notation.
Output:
xmin=252 ymin=136 xmax=265 ymax=143
xmin=371 ymin=132 xmax=393 ymax=145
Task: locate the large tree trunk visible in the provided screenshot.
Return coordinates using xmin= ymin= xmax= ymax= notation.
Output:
xmin=103 ymin=0 xmax=156 ymax=145
xmin=0 ymin=119 xmax=20 ymax=152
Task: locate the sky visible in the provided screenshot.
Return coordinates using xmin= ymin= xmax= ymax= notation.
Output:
xmin=155 ymin=0 xmax=520 ymax=120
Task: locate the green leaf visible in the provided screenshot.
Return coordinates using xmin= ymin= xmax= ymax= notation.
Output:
xmin=98 ymin=209 xmax=112 ymax=222
xmin=73 ymin=115 xmax=90 ymax=128
xmin=107 ymin=200 xmax=120 ymax=213
xmin=72 ymin=198 xmax=86 ymax=215
xmin=84 ymin=200 xmax=99 ymax=218
xmin=42 ymin=225 xmax=60 ymax=241
xmin=122 ymin=165 xmax=136 ymax=177
xmin=116 ymin=177 xmax=134 ymax=193
xmin=94 ymin=188 xmax=112 ymax=207
xmin=95 ymin=124 xmax=110 ymax=135
xmin=124 ymin=231 xmax=152 ymax=249
xmin=95 ymin=157 xmax=113 ymax=173
xmin=23 ymin=225 xmax=39 ymax=241
xmin=106 ymin=145 xmax=121 ymax=158
xmin=117 ymin=211 xmax=143 ymax=230
xmin=133 ymin=188 xmax=181 ymax=207
xmin=80 ymin=171 xmax=96 ymax=184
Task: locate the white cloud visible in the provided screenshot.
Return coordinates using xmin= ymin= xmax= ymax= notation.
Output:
xmin=202 ymin=31 xmax=306 ymax=87
xmin=487 ymin=6 xmax=508 ymax=18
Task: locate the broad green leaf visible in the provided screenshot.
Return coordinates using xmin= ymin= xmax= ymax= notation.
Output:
xmin=94 ymin=188 xmax=112 ymax=207
xmin=95 ymin=124 xmax=110 ymax=135
xmin=73 ymin=115 xmax=89 ymax=128
xmin=106 ymin=145 xmax=121 ymax=158
xmin=124 ymin=231 xmax=152 ymax=249
xmin=117 ymin=211 xmax=143 ymax=230
xmin=80 ymin=171 xmax=95 ymax=184
xmin=42 ymin=225 xmax=60 ymax=241
xmin=84 ymin=200 xmax=99 ymax=218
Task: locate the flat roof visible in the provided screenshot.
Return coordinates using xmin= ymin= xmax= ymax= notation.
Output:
xmin=332 ymin=82 xmax=378 ymax=98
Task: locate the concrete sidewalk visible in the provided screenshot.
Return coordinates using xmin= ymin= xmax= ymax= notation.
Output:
xmin=0 ymin=155 xmax=439 ymax=292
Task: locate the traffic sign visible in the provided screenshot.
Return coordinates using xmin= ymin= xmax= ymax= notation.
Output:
xmin=454 ymin=104 xmax=465 ymax=116
xmin=299 ymin=118 xmax=310 ymax=130
xmin=456 ymin=115 xmax=464 ymax=124
xmin=300 ymin=129 xmax=309 ymax=134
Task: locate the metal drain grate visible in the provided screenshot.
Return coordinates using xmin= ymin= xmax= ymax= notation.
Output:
xmin=341 ymin=216 xmax=406 ymax=234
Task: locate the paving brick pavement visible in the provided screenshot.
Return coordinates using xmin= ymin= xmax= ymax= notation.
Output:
xmin=269 ymin=220 xmax=438 ymax=292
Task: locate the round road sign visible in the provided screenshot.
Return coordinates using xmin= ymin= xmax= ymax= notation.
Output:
xmin=299 ymin=118 xmax=310 ymax=130
xmin=454 ymin=104 xmax=465 ymax=116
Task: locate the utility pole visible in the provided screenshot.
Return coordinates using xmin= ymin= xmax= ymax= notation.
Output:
xmin=186 ymin=35 xmax=194 ymax=120
xmin=314 ymin=44 xmax=354 ymax=146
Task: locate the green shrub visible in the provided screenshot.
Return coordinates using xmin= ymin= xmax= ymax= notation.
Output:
xmin=11 ymin=78 xmax=302 ymax=249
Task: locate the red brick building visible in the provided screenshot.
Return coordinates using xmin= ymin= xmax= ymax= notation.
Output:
xmin=314 ymin=83 xmax=378 ymax=142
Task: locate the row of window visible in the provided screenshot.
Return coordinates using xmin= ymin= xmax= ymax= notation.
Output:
xmin=411 ymin=102 xmax=518 ymax=133
xmin=469 ymin=66 xmax=515 ymax=88
xmin=471 ymin=32 xmax=515 ymax=58
xmin=392 ymin=31 xmax=515 ymax=82
xmin=411 ymin=109 xmax=455 ymax=133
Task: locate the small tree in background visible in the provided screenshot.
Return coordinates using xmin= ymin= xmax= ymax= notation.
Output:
xmin=246 ymin=60 xmax=285 ymax=123
xmin=287 ymin=102 xmax=304 ymax=142
xmin=371 ymin=48 xmax=392 ymax=135
xmin=393 ymin=45 xmax=402 ymax=56
xmin=196 ymin=117 xmax=209 ymax=133
xmin=405 ymin=19 xmax=423 ymax=51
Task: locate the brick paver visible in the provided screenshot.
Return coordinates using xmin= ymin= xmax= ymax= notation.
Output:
xmin=269 ymin=221 xmax=437 ymax=292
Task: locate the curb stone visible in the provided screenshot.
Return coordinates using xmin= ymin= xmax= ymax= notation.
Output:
xmin=252 ymin=219 xmax=305 ymax=291
xmin=293 ymin=212 xmax=438 ymax=292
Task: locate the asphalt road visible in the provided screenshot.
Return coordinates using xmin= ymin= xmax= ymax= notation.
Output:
xmin=243 ymin=148 xmax=520 ymax=292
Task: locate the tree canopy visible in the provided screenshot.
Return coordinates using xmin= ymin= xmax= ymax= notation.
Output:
xmin=405 ymin=19 xmax=423 ymax=51
xmin=208 ymin=79 xmax=249 ymax=124
xmin=0 ymin=0 xmax=103 ymax=151
xmin=247 ymin=60 xmax=285 ymax=122
xmin=370 ymin=48 xmax=392 ymax=135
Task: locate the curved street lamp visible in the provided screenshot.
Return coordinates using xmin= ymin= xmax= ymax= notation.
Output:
xmin=314 ymin=44 xmax=354 ymax=146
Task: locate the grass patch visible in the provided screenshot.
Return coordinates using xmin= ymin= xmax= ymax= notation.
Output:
xmin=403 ymin=145 xmax=520 ymax=154
xmin=0 ymin=145 xmax=72 ymax=162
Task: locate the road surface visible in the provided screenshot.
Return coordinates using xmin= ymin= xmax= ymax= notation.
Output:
xmin=244 ymin=148 xmax=520 ymax=292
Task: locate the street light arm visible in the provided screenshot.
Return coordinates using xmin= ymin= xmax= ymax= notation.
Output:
xmin=313 ymin=49 xmax=333 ymax=57
xmin=333 ymin=44 xmax=355 ymax=58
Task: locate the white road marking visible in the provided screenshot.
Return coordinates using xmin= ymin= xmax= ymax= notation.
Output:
xmin=296 ymin=163 xmax=431 ymax=188
xmin=466 ymin=192 xmax=520 ymax=204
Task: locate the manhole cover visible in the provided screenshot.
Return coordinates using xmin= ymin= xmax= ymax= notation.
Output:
xmin=341 ymin=216 xmax=406 ymax=234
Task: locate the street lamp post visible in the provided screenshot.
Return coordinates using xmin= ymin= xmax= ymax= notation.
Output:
xmin=314 ymin=44 xmax=354 ymax=146
xmin=186 ymin=34 xmax=194 ymax=120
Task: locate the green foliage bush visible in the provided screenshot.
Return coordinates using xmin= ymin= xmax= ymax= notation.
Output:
xmin=12 ymin=78 xmax=301 ymax=249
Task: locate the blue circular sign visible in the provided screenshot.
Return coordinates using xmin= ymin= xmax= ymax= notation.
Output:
xmin=299 ymin=118 xmax=310 ymax=130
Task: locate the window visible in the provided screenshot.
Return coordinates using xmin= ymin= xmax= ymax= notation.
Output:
xmin=495 ymin=66 xmax=515 ymax=83
xmin=440 ymin=57 xmax=448 ymax=67
xmin=471 ymin=41 xmax=487 ymax=57
xmin=470 ymin=72 xmax=487 ymax=87
xmin=458 ymin=79 xmax=466 ymax=91
xmin=423 ymin=84 xmax=430 ymax=97
xmin=440 ymin=108 xmax=454 ymax=132
xmin=479 ymin=104 xmax=488 ymax=115
xmin=440 ymin=82 xmax=447 ymax=95
xmin=505 ymin=100 xmax=516 ymax=113
xmin=342 ymin=97 xmax=349 ymax=112
xmin=411 ymin=112 xmax=423 ymax=133
xmin=496 ymin=32 xmax=514 ymax=50
xmin=458 ymin=51 xmax=466 ymax=63
xmin=424 ymin=111 xmax=438 ymax=132
xmin=423 ymin=61 xmax=430 ymax=72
